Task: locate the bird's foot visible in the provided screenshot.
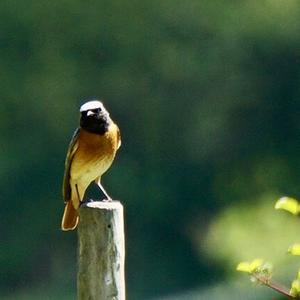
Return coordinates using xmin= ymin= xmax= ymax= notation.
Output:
xmin=80 ymin=198 xmax=94 ymax=206
xmin=102 ymin=198 xmax=113 ymax=202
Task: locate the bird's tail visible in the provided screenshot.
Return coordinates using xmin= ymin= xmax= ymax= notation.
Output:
xmin=61 ymin=201 xmax=79 ymax=231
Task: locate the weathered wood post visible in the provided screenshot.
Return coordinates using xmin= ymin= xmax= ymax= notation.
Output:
xmin=77 ymin=201 xmax=125 ymax=300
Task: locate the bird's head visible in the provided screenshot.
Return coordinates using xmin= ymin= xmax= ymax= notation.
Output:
xmin=79 ymin=100 xmax=111 ymax=134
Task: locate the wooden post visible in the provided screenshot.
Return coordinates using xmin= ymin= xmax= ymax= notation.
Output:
xmin=77 ymin=201 xmax=125 ymax=300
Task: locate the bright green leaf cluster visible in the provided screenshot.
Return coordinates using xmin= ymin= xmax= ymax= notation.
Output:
xmin=236 ymin=259 xmax=272 ymax=281
xmin=290 ymin=270 xmax=300 ymax=297
xmin=275 ymin=197 xmax=300 ymax=215
xmin=288 ymin=244 xmax=300 ymax=256
xmin=237 ymin=196 xmax=300 ymax=298
xmin=237 ymin=259 xmax=264 ymax=273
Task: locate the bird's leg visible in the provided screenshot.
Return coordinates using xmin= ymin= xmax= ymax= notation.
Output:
xmin=95 ymin=177 xmax=112 ymax=201
xmin=75 ymin=184 xmax=81 ymax=201
xmin=76 ymin=184 xmax=89 ymax=206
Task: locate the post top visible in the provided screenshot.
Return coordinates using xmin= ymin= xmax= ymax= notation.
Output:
xmin=80 ymin=200 xmax=123 ymax=210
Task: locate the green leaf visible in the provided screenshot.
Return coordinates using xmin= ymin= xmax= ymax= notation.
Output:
xmin=236 ymin=259 xmax=264 ymax=273
xmin=275 ymin=197 xmax=300 ymax=215
xmin=236 ymin=262 xmax=252 ymax=273
xmin=288 ymin=244 xmax=300 ymax=255
xmin=290 ymin=279 xmax=300 ymax=297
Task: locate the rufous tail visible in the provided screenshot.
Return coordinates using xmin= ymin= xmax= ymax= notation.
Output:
xmin=61 ymin=201 xmax=79 ymax=231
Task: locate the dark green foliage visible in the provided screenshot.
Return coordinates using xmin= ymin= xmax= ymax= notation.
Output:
xmin=1 ymin=1 xmax=300 ymax=299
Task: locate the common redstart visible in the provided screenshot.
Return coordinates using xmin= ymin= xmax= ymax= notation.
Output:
xmin=61 ymin=100 xmax=121 ymax=231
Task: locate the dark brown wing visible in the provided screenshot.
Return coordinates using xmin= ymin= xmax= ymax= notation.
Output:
xmin=62 ymin=128 xmax=80 ymax=202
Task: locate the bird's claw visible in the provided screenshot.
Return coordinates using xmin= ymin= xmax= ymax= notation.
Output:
xmin=102 ymin=198 xmax=113 ymax=202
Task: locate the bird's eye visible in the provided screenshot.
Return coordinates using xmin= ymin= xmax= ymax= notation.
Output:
xmin=90 ymin=108 xmax=100 ymax=114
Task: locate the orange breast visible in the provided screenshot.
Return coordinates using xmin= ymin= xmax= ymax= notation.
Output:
xmin=70 ymin=123 xmax=119 ymax=184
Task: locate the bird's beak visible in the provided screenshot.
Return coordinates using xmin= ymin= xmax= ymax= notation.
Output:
xmin=87 ymin=110 xmax=95 ymax=117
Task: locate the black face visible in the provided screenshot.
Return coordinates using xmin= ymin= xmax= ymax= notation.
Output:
xmin=80 ymin=108 xmax=110 ymax=134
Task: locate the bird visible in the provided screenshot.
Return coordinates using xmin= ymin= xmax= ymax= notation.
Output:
xmin=61 ymin=100 xmax=121 ymax=231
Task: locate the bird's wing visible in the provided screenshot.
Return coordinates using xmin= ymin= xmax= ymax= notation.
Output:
xmin=62 ymin=128 xmax=80 ymax=203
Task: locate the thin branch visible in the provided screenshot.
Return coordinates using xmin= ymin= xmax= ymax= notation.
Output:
xmin=254 ymin=274 xmax=296 ymax=299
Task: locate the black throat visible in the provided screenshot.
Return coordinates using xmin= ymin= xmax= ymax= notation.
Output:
xmin=80 ymin=114 xmax=110 ymax=135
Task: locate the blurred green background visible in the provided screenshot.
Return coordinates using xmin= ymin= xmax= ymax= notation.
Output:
xmin=2 ymin=1 xmax=300 ymax=299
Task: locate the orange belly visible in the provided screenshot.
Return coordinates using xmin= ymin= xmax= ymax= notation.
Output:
xmin=69 ymin=125 xmax=119 ymax=207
